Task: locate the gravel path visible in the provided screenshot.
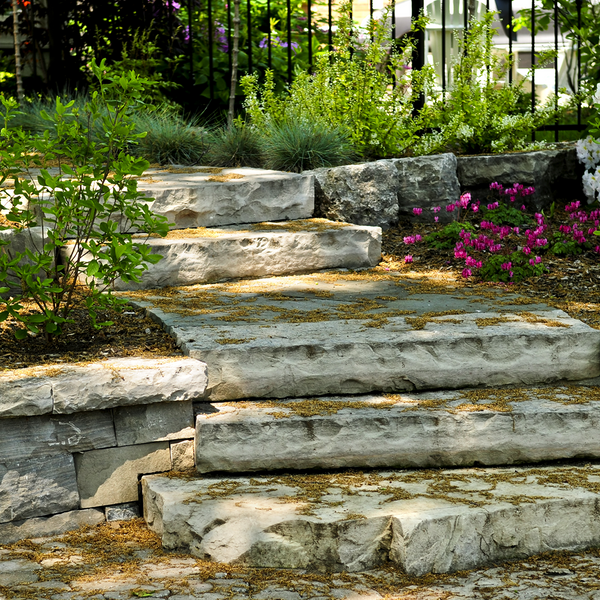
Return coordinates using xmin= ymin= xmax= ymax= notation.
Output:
xmin=1 ymin=519 xmax=599 ymax=600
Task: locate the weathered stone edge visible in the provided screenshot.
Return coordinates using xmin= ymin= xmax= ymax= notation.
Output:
xmin=0 ymin=356 xmax=208 ymax=418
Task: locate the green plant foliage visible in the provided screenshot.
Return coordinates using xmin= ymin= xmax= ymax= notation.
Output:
xmin=132 ymin=110 xmax=211 ymax=165
xmin=177 ymin=0 xmax=327 ymax=108
xmin=242 ymin=2 xmax=435 ymax=159
xmin=478 ymin=250 xmax=546 ymax=283
xmin=483 ymin=204 xmax=533 ymax=227
xmin=425 ymin=221 xmax=476 ymax=251
xmin=0 ymin=59 xmax=170 ymax=341
xmin=546 ymin=231 xmax=589 ymax=256
xmin=515 ymin=0 xmax=600 ymax=93
xmin=86 ymin=29 xmax=181 ymax=109
xmin=261 ymin=115 xmax=354 ymax=172
xmin=416 ymin=12 xmax=566 ymax=155
xmin=207 ymin=123 xmax=264 ymax=167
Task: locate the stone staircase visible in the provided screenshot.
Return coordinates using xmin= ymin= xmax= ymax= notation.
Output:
xmin=118 ymin=166 xmax=600 ymax=576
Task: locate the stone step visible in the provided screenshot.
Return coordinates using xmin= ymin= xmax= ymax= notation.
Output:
xmin=142 ymin=462 xmax=600 ymax=575
xmin=62 ymin=220 xmax=381 ymax=291
xmin=127 ymin=273 xmax=600 ymax=400
xmin=138 ymin=167 xmax=314 ymax=229
xmin=10 ymin=166 xmax=313 ymax=232
xmin=195 ymin=386 xmax=600 ymax=473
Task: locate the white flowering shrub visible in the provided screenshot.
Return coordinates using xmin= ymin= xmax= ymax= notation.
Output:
xmin=576 ymin=84 xmax=600 ymax=203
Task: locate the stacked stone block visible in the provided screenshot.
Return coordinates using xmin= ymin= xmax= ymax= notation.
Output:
xmin=0 ymin=357 xmax=207 ymax=543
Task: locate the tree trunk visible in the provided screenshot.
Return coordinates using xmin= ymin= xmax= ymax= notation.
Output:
xmin=12 ymin=0 xmax=24 ymax=104
xmin=227 ymin=0 xmax=241 ymax=128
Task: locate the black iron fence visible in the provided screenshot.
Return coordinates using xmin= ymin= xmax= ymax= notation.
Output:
xmin=0 ymin=0 xmax=594 ymax=136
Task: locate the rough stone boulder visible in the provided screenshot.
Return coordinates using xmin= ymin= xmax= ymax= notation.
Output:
xmin=391 ymin=153 xmax=461 ymax=221
xmin=310 ymin=161 xmax=400 ymax=229
xmin=456 ymin=145 xmax=584 ymax=209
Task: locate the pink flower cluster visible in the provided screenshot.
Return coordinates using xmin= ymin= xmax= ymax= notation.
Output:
xmin=401 ymin=181 xmax=600 ymax=281
xmin=403 ymin=234 xmax=422 ymax=245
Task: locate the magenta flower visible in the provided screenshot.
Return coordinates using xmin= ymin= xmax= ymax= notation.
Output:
xmin=404 ymin=255 xmax=413 ymax=264
xmin=413 ymin=207 xmax=423 ymax=216
xmin=462 ymin=268 xmax=472 ymax=278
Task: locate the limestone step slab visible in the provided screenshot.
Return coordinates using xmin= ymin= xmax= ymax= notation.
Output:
xmin=65 ymin=220 xmax=381 ymax=291
xmin=138 ymin=166 xmax=314 ymax=229
xmin=142 ymin=463 xmax=600 ymax=575
xmin=128 ymin=274 xmax=600 ymax=399
xmin=195 ymin=387 xmax=600 ymax=473
xmin=0 ymin=357 xmax=207 ymax=418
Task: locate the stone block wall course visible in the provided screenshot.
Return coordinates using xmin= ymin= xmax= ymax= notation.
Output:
xmin=311 ymin=146 xmax=582 ymax=227
xmin=0 ymin=357 xmax=206 ymax=540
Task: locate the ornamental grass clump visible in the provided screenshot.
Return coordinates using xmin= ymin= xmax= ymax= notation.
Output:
xmin=404 ymin=182 xmax=600 ymax=283
xmin=206 ymin=123 xmax=264 ymax=168
xmin=261 ymin=115 xmax=355 ymax=172
xmin=0 ymin=59 xmax=169 ymax=341
xmin=131 ymin=110 xmax=211 ymax=165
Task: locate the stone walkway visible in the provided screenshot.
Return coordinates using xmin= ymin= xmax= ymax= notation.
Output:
xmin=1 ymin=519 xmax=599 ymax=600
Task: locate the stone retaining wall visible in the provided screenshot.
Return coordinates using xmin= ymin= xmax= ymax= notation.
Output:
xmin=0 ymin=357 xmax=208 ymax=543
xmin=311 ymin=145 xmax=584 ymax=229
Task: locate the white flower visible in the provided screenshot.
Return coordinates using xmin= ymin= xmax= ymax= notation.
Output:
xmin=594 ymin=82 xmax=600 ymax=105
xmin=583 ymin=167 xmax=600 ymax=203
xmin=576 ymin=136 xmax=600 ymax=170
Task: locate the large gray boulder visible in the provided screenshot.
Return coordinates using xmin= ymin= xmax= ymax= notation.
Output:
xmin=456 ymin=145 xmax=584 ymax=209
xmin=310 ymin=161 xmax=400 ymax=229
xmin=391 ymin=153 xmax=461 ymax=221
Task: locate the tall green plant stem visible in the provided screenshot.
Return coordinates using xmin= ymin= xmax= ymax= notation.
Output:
xmin=11 ymin=0 xmax=24 ymax=104
xmin=228 ymin=0 xmax=241 ymax=127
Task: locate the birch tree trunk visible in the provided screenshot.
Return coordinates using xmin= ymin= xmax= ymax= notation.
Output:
xmin=12 ymin=0 xmax=24 ymax=104
xmin=227 ymin=0 xmax=241 ymax=128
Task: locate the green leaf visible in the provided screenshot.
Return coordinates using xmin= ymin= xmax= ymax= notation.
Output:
xmin=45 ymin=321 xmax=58 ymax=333
xmin=14 ymin=328 xmax=27 ymax=340
xmin=86 ymin=260 xmax=100 ymax=277
xmin=27 ymin=314 xmax=48 ymax=323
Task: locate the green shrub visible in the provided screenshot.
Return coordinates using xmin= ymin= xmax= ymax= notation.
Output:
xmin=242 ymin=2 xmax=435 ymax=159
xmin=416 ymin=12 xmax=566 ymax=155
xmin=206 ymin=124 xmax=263 ymax=168
xmin=0 ymin=59 xmax=169 ymax=340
